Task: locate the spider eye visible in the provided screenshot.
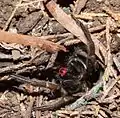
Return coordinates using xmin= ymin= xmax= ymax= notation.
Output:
xmin=59 ymin=67 xmax=67 ymax=77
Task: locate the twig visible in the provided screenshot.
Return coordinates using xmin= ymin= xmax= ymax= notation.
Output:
xmin=3 ymin=0 xmax=23 ymax=31
xmin=0 ymin=30 xmax=66 ymax=53
xmin=105 ymin=17 xmax=112 ymax=66
xmin=16 ymin=66 xmax=37 ymax=75
xmin=103 ymin=7 xmax=120 ymax=22
xmin=36 ymin=95 xmax=43 ymax=118
xmin=0 ymin=56 xmax=46 ymax=74
xmin=89 ymin=25 xmax=106 ymax=33
xmin=67 ymin=81 xmax=103 ymax=110
xmin=64 ymin=39 xmax=81 ymax=46
xmin=28 ymin=51 xmax=46 ymax=65
xmin=113 ymin=55 xmax=120 ymax=72
xmin=55 ymin=110 xmax=79 ymax=117
xmin=80 ymin=12 xmax=108 ymax=17
xmin=100 ymin=77 xmax=120 ymax=101
xmin=37 ymin=33 xmax=72 ymax=41
xmin=102 ymin=17 xmax=112 ymax=91
xmin=102 ymin=93 xmax=120 ymax=103
xmin=46 ymin=52 xmax=58 ymax=69
xmin=99 ymin=110 xmax=108 ymax=118
xmin=91 ymin=35 xmax=106 ymax=62
xmin=0 ymin=63 xmax=27 ymax=74
xmin=74 ymin=12 xmax=108 ymax=20
xmin=0 ymin=52 xmax=30 ymax=60
xmin=101 ymin=17 xmax=119 ymax=99
xmin=34 ymin=96 xmax=76 ymax=111
xmin=110 ymin=66 xmax=118 ymax=79
xmin=10 ymin=74 xmax=59 ymax=90
xmin=73 ymin=0 xmax=88 ymax=14
xmin=17 ymin=0 xmax=44 ymax=7
xmin=24 ymin=96 xmax=35 ymax=118
xmin=74 ymin=14 xmax=93 ymax=20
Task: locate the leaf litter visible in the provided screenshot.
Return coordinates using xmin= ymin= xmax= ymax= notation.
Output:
xmin=0 ymin=0 xmax=120 ymax=117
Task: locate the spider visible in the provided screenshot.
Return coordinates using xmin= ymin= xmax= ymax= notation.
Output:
xmin=53 ymin=44 xmax=93 ymax=94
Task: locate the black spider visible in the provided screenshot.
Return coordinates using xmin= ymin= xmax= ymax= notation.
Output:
xmin=53 ymin=43 xmax=96 ymax=94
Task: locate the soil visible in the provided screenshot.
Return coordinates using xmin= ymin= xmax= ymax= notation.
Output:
xmin=0 ymin=0 xmax=120 ymax=118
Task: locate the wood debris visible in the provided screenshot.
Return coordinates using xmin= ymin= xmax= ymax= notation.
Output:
xmin=0 ymin=30 xmax=66 ymax=53
xmin=0 ymin=0 xmax=120 ymax=118
xmin=73 ymin=0 xmax=88 ymax=14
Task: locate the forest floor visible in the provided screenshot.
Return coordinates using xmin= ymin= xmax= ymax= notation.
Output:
xmin=0 ymin=0 xmax=120 ymax=118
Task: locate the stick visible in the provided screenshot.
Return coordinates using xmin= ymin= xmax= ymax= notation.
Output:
xmin=100 ymin=77 xmax=120 ymax=101
xmin=73 ymin=0 xmax=88 ymax=14
xmin=67 ymin=81 xmax=103 ymax=110
xmin=34 ymin=96 xmax=76 ymax=111
xmin=0 ymin=30 xmax=66 ymax=53
xmin=10 ymin=74 xmax=59 ymax=90
xmin=24 ymin=96 xmax=35 ymax=118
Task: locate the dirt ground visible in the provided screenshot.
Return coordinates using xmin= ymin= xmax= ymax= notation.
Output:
xmin=0 ymin=0 xmax=120 ymax=118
